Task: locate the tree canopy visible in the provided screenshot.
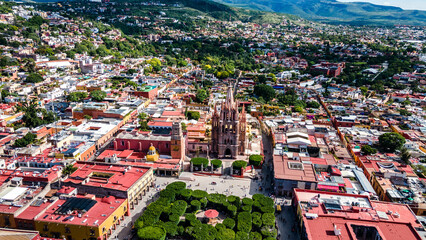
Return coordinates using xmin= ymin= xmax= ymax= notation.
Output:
xmin=90 ymin=90 xmax=107 ymax=102
xmin=379 ymin=132 xmax=406 ymax=153
xmin=253 ymin=84 xmax=275 ymax=102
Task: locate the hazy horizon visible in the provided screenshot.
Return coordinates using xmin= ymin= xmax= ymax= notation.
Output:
xmin=338 ymin=0 xmax=426 ymax=11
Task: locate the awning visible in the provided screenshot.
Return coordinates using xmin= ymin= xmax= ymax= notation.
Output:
xmin=317 ymin=184 xmax=339 ymax=192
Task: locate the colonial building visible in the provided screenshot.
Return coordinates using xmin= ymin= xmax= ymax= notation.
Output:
xmin=211 ymin=87 xmax=246 ymax=159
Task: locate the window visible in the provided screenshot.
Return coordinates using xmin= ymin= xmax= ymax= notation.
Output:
xmin=43 ymin=224 xmax=49 ymax=231
xmin=65 ymin=227 xmax=71 ymax=233
xmin=90 ymin=229 xmax=95 ymax=236
xmin=121 ymin=140 xmax=125 ymax=146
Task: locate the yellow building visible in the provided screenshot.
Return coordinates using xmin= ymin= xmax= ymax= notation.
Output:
xmin=34 ymin=195 xmax=129 ymax=240
xmin=146 ymin=144 xmax=159 ymax=162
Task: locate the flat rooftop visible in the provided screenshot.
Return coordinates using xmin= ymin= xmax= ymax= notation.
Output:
xmin=294 ymin=189 xmax=423 ymax=240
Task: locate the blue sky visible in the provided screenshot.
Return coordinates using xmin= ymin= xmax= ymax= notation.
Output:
xmin=337 ymin=0 xmax=426 ymax=10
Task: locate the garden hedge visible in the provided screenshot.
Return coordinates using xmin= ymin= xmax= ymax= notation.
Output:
xmin=249 ymin=155 xmax=263 ymax=166
xmin=137 ymin=226 xmax=166 ymax=240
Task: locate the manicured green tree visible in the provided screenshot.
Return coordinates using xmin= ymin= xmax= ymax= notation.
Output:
xmin=137 ymin=226 xmax=166 ymax=240
xmin=261 ymin=213 xmax=275 ymax=227
xmin=232 ymin=160 xmax=248 ymax=175
xmin=190 ymin=200 xmax=201 ymax=212
xmin=241 ymin=205 xmax=252 ymax=213
xmin=249 ymin=155 xmax=263 ymax=167
xmin=249 ymin=232 xmax=263 ymax=240
xmin=166 ymin=181 xmax=186 ymax=191
xmin=162 ymin=222 xmax=178 ymax=237
xmin=237 ymin=212 xmax=252 ymax=233
xmin=227 ymin=195 xmax=240 ymax=208
xmin=235 ymin=231 xmax=250 ymax=240
xmin=242 ymin=198 xmax=253 ymax=206
xmin=191 ymin=157 xmax=209 ymax=170
xmin=260 ymin=226 xmax=277 ymax=238
xmin=211 ymin=159 xmax=223 ymax=169
xmin=223 ymin=218 xmax=236 ymax=229
xmin=200 ymin=198 xmax=208 ymax=208
xmin=217 ymin=228 xmax=236 ymax=240
xmin=192 ymin=190 xmax=208 ymax=200
xmin=178 ymin=189 xmax=192 ymax=201
xmin=227 ymin=205 xmax=237 ymax=217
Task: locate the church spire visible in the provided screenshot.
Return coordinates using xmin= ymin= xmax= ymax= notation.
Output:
xmin=225 ymin=86 xmax=234 ymax=109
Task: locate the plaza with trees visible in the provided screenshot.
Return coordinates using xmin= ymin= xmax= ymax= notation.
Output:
xmin=135 ymin=181 xmax=277 ymax=240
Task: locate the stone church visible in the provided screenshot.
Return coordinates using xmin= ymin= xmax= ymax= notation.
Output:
xmin=211 ymin=87 xmax=246 ymax=159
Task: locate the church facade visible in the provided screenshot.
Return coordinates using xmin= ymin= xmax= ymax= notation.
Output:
xmin=211 ymin=87 xmax=246 ymax=159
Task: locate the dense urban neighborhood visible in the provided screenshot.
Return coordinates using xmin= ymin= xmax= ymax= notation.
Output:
xmin=0 ymin=0 xmax=424 ymax=239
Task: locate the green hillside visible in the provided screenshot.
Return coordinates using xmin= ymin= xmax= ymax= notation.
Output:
xmin=214 ymin=0 xmax=426 ymax=25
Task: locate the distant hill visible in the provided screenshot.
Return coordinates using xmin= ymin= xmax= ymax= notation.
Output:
xmin=213 ymin=0 xmax=426 ymax=25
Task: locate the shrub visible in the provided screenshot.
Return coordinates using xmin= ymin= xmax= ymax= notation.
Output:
xmin=192 ymin=190 xmax=208 ymax=200
xmin=249 ymin=232 xmax=263 ymax=240
xmin=211 ymin=159 xmax=223 ymax=169
xmin=217 ymin=228 xmax=236 ymax=240
xmin=223 ymin=218 xmax=236 ymax=229
xmin=249 ymin=155 xmax=263 ymax=166
xmin=166 ymin=181 xmax=186 ymax=191
xmin=261 ymin=213 xmax=275 ymax=227
xmin=236 ymin=231 xmax=250 ymax=240
xmin=237 ymin=212 xmax=252 ymax=233
xmin=190 ymin=200 xmax=201 ymax=211
xmin=242 ymin=198 xmax=253 ymax=206
xmin=137 ymin=226 xmax=166 ymax=240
